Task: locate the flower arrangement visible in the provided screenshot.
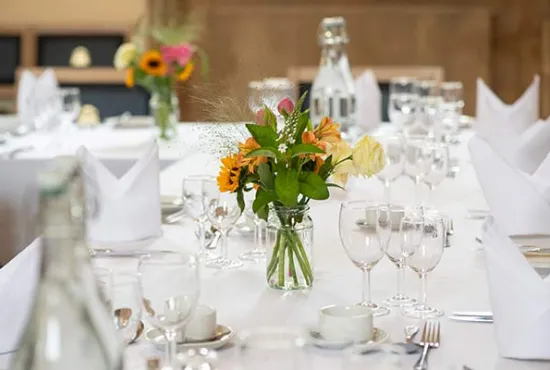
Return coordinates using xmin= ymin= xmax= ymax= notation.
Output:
xmin=216 ymin=93 xmax=386 ymax=289
xmin=113 ymin=16 xmax=207 ymax=140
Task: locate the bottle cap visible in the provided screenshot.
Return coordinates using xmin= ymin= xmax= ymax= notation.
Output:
xmin=318 ymin=17 xmax=349 ymax=45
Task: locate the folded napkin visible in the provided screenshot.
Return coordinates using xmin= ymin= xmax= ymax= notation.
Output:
xmin=17 ymin=70 xmax=37 ymax=127
xmin=482 ymin=217 xmax=550 ymax=360
xmin=0 ymin=238 xmax=40 ymax=354
xmin=475 ymin=76 xmax=539 ymax=157
xmin=469 ymin=135 xmax=550 ymax=235
xmin=509 ymin=117 xmax=550 ymax=174
xmin=79 ymin=140 xmax=162 ymax=244
xmin=355 ymin=70 xmax=381 ymax=130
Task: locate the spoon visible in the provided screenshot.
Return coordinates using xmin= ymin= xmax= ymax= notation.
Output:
xmin=405 ymin=325 xmax=419 ymax=343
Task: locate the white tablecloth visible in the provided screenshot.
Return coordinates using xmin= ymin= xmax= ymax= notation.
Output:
xmin=1 ymin=124 xmax=549 ymax=370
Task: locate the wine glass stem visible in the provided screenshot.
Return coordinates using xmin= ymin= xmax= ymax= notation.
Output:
xmin=428 ymin=185 xmax=435 ymax=208
xmin=419 ymin=273 xmax=428 ymax=307
xmin=383 ymin=181 xmax=391 ymax=203
xmin=362 ymin=269 xmax=372 ymax=305
xmin=221 ymin=231 xmax=229 ymax=259
xmin=415 ymin=178 xmax=422 ymax=206
xmin=197 ymin=221 xmax=206 ymax=253
xmin=397 ymin=264 xmax=405 ymax=297
xmin=164 ymin=330 xmax=178 ymax=369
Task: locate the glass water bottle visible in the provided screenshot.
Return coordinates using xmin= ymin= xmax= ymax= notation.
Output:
xmin=310 ymin=17 xmax=356 ymax=135
xmin=10 ymin=157 xmax=123 ymax=370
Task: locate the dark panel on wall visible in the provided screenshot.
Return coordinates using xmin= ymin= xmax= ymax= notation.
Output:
xmin=0 ymin=36 xmax=20 ymax=84
xmin=63 ymin=84 xmax=149 ymax=120
xmin=38 ymin=35 xmax=124 ymax=67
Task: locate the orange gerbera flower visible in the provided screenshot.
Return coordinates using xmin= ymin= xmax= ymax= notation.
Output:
xmin=139 ymin=50 xmax=167 ymax=77
xmin=302 ymin=131 xmax=326 ymax=160
xmin=178 ymin=62 xmax=194 ymax=82
xmin=314 ymin=117 xmax=341 ymax=144
xmin=238 ymin=137 xmax=267 ymax=173
xmin=125 ymin=68 xmax=135 ymax=88
xmin=217 ymin=154 xmax=242 ymax=193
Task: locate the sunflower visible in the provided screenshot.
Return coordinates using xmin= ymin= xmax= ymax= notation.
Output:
xmin=139 ymin=50 xmax=167 ymax=77
xmin=217 ymin=154 xmax=243 ymax=193
xmin=178 ymin=62 xmax=194 ymax=82
xmin=125 ymin=68 xmax=135 ymax=88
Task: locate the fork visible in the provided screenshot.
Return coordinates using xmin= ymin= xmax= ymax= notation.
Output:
xmin=414 ymin=321 xmax=440 ymax=370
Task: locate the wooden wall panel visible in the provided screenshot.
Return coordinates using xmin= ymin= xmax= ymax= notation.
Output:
xmin=180 ymin=5 xmax=490 ymax=120
xmin=542 ymin=20 xmax=550 ymax=117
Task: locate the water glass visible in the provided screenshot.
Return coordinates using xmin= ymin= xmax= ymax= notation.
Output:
xmin=111 ymin=272 xmax=142 ymax=345
xmin=240 ymin=328 xmax=306 ymax=370
xmin=415 ymin=80 xmax=441 ymax=138
xmin=205 ymin=192 xmax=244 ymax=269
xmin=388 ymin=77 xmax=418 ymax=135
xmin=404 ymin=135 xmax=430 ymax=205
xmin=139 ymin=252 xmax=200 ymax=370
xmin=240 ymin=190 xmax=266 ymax=261
xmin=401 ymin=210 xmax=445 ymax=319
xmin=58 ymin=87 xmax=81 ymax=124
xmin=248 ymin=81 xmax=264 ymax=114
xmin=371 ymin=133 xmax=405 ymax=203
xmin=439 ymin=81 xmax=464 ymax=143
xmin=93 ymin=266 xmax=113 ymax=311
xmin=339 ymin=201 xmax=391 ymax=317
xmin=422 ymin=143 xmax=450 ymax=206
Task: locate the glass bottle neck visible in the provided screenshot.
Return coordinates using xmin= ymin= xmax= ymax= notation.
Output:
xmin=320 ymin=43 xmax=348 ymax=67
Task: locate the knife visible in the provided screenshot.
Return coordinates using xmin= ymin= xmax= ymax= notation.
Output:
xmin=451 ymin=311 xmax=493 ymax=318
xmin=89 ymin=249 xmax=178 ymax=258
xmin=449 ymin=315 xmax=493 ymax=323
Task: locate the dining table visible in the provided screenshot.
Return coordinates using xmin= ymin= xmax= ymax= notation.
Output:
xmin=0 ymin=121 xmax=548 ymax=370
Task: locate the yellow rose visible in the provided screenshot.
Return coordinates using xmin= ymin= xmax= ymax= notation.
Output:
xmin=326 ymin=140 xmax=355 ymax=187
xmin=114 ymin=43 xmax=137 ymax=70
xmin=352 ymin=135 xmax=385 ymax=177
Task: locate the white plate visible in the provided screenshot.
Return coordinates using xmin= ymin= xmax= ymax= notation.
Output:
xmin=307 ymin=327 xmax=389 ymax=350
xmin=89 ymin=233 xmax=162 ymax=252
xmin=145 ymin=324 xmax=235 ymax=350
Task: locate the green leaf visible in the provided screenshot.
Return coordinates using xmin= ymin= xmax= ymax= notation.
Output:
xmin=294 ymin=112 xmax=311 ymax=143
xmin=291 ymin=144 xmax=325 ymax=158
xmin=299 ymin=172 xmax=329 ymax=200
xmin=293 ymin=91 xmax=308 ymax=114
xmin=263 ymin=107 xmax=277 ymax=130
xmin=257 ymin=163 xmax=274 ymax=190
xmin=245 ymin=124 xmax=278 ymax=147
xmin=236 ymin=190 xmax=245 ymax=212
xmin=245 ymin=147 xmax=278 ymax=159
xmin=318 ymin=155 xmax=333 ymax=180
xmin=253 ymin=188 xmax=277 ymax=221
xmin=327 ymin=183 xmax=346 ymax=191
xmin=274 ymin=169 xmax=300 ymax=206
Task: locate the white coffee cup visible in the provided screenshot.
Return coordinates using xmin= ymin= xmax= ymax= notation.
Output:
xmin=185 ymin=305 xmax=217 ymax=341
xmin=319 ymin=305 xmax=373 ymax=342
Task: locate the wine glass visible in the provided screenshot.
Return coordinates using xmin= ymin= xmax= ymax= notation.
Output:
xmin=422 ymin=143 xmax=450 ymax=207
xmin=404 ymin=135 xmax=430 ymax=206
xmin=240 ymin=328 xmax=306 ymax=370
xmin=182 ymin=175 xmax=217 ymax=260
xmin=439 ymin=81 xmax=464 ymax=144
xmin=248 ymin=81 xmax=264 ymax=114
xmin=415 ymin=80 xmax=441 ymax=138
xmin=339 ymin=201 xmax=391 ymax=317
xmin=371 ymin=133 xmax=405 ymax=203
xmin=383 ymin=205 xmax=416 ymax=307
xmin=58 ymin=87 xmax=81 ymax=124
xmin=240 ymin=189 xmax=266 ymax=261
xmin=111 ymin=272 xmax=142 ymax=345
xmin=139 ymin=252 xmax=200 ymax=370
xmin=402 ymin=210 xmax=445 ymax=319
xmin=205 ymin=191 xmax=244 ymax=269
xmin=388 ymin=77 xmax=418 ymax=136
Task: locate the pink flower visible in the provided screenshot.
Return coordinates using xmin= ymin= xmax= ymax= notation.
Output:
xmin=255 ymin=109 xmax=266 ymax=125
xmin=160 ymin=44 xmax=194 ymax=67
xmin=277 ymin=97 xmax=294 ymax=115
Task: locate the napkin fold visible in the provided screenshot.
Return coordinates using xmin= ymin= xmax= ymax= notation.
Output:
xmin=0 ymin=238 xmax=40 ymax=354
xmin=509 ymin=117 xmax=550 ymax=174
xmin=355 ymin=70 xmax=381 ymax=130
xmin=482 ymin=217 xmax=550 ymax=360
xmin=475 ymin=76 xmax=539 ymax=157
xmin=469 ymin=135 xmax=550 ymax=235
xmin=17 ymin=68 xmax=60 ymax=132
xmin=79 ymin=140 xmax=162 ymax=244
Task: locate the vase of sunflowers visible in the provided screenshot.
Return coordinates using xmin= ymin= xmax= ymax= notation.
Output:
xmin=114 ymin=42 xmax=200 ymax=140
xmin=215 ymin=92 xmax=386 ymax=290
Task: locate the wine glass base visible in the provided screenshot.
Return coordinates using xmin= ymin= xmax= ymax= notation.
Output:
xmin=402 ymin=305 xmax=444 ymax=319
xmin=357 ymin=302 xmax=391 ymax=317
xmin=383 ymin=295 xmax=416 ymax=307
xmin=196 ymin=250 xmax=218 ymax=261
xmin=205 ymin=258 xmax=243 ymax=270
xmin=239 ymin=249 xmax=266 ymax=261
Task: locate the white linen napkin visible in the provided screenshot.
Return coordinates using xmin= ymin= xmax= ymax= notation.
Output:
xmin=482 ymin=217 xmax=550 ymax=360
xmin=355 ymin=70 xmax=381 ymax=130
xmin=475 ymin=76 xmax=539 ymax=156
xmin=0 ymin=238 xmax=40 ymax=354
xmin=79 ymin=140 xmax=162 ymax=244
xmin=509 ymin=117 xmax=550 ymax=174
xmin=469 ymin=135 xmax=550 ymax=235
xmin=17 ymin=70 xmax=37 ymax=127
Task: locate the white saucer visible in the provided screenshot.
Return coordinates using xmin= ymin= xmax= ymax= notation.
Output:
xmin=145 ymin=324 xmax=235 ymax=350
xmin=307 ymin=327 xmax=389 ymax=350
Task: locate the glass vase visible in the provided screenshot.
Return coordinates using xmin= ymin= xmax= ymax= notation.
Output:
xmin=266 ymin=205 xmax=314 ymax=290
xmin=149 ymin=91 xmax=180 ymax=140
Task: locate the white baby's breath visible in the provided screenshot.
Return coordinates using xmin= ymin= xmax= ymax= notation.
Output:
xmin=278 ymin=143 xmax=288 ymax=153
xmin=193 ymin=123 xmax=249 ymax=159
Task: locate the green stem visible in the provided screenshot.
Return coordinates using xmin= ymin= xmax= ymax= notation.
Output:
xmin=287 ymin=240 xmax=298 ymax=285
xmin=277 ymin=233 xmax=286 ymax=287
xmin=266 ymin=232 xmax=281 ymax=280
xmin=287 ymin=229 xmax=313 ymax=284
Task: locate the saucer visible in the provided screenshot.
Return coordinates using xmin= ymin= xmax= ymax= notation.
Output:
xmin=145 ymin=324 xmax=234 ymax=350
xmin=307 ymin=327 xmax=389 ymax=350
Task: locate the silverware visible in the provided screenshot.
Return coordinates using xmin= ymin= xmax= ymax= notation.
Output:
xmin=206 ymin=230 xmax=222 ymax=250
xmin=451 ymin=311 xmax=492 ymax=317
xmin=449 ymin=316 xmax=493 ymax=323
xmin=89 ymin=249 xmax=177 ymax=258
xmin=163 ymin=209 xmax=186 ymax=224
xmin=414 ymin=321 xmax=440 ymax=370
xmin=405 ymin=325 xmax=419 ymax=343
xmin=444 ymin=218 xmax=453 ymax=248
xmin=466 ymin=209 xmax=489 ymax=220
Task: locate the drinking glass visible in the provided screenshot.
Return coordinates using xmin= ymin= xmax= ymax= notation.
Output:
xmin=240 ymin=328 xmax=306 ymax=370
xmin=240 ymin=190 xmax=266 ymax=261
xmin=58 ymin=87 xmax=81 ymax=124
xmin=111 ymin=272 xmax=142 ymax=345
xmin=339 ymin=201 xmax=391 ymax=317
xmin=383 ymin=205 xmax=416 ymax=307
xmin=182 ymin=175 xmax=217 ymax=260
xmin=205 ymin=191 xmax=244 ymax=269
xmin=93 ymin=266 xmax=113 ymax=311
xmin=139 ymin=252 xmax=200 ymax=370
xmin=388 ymin=77 xmax=418 ymax=135
xmin=248 ymin=81 xmax=264 ymax=114
xmin=439 ymin=81 xmax=464 ymax=144
xmin=404 ymin=135 xmax=430 ymax=205
xmin=415 ymin=80 xmax=441 ymax=138
xmin=422 ymin=143 xmax=450 ymax=207
xmin=402 ymin=210 xmax=445 ymax=319
xmin=371 ymin=133 xmax=405 ymax=203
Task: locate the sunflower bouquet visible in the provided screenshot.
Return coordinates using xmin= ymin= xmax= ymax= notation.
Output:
xmin=216 ymin=92 xmax=386 ymax=290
